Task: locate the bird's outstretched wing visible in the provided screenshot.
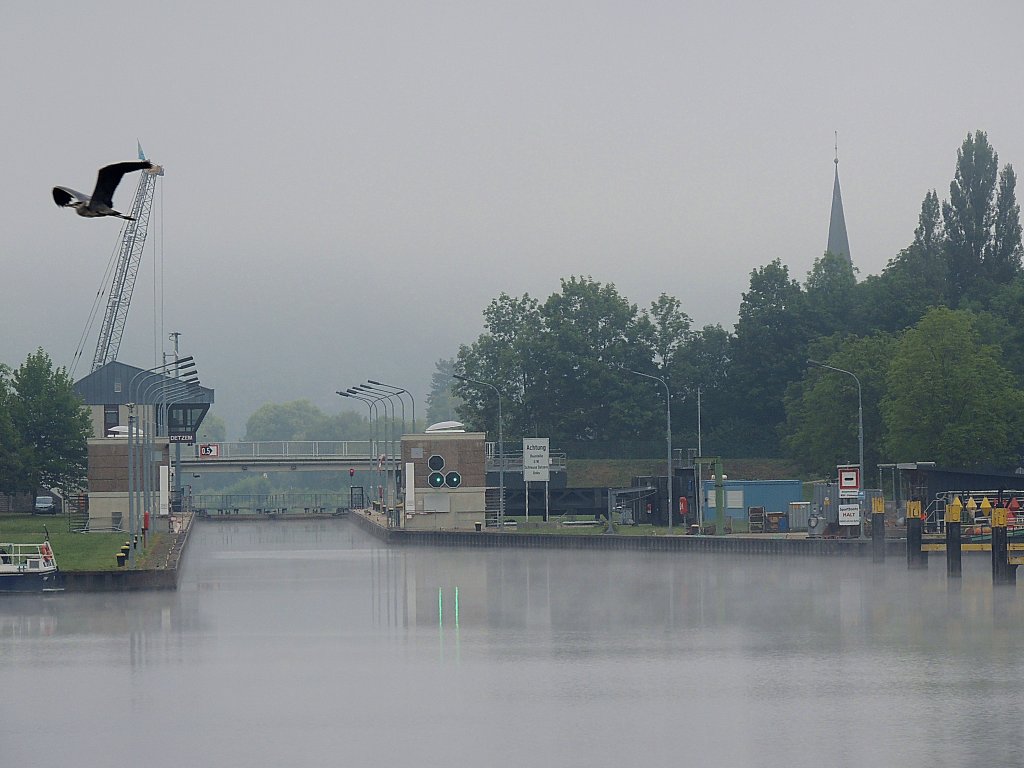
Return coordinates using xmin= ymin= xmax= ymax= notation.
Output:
xmin=91 ymin=161 xmax=153 ymax=207
xmin=52 ymin=186 xmax=89 ymax=208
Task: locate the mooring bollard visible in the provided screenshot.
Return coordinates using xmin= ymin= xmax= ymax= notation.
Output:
xmin=906 ymin=499 xmax=926 ymax=569
xmin=871 ymin=495 xmax=885 ymax=563
xmin=946 ymin=496 xmax=962 ymax=578
xmin=991 ymin=504 xmax=1014 ymax=586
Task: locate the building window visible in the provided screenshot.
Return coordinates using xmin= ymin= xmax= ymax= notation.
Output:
xmin=114 ymin=378 xmax=122 ymax=393
xmin=104 ymin=405 xmax=119 ymax=437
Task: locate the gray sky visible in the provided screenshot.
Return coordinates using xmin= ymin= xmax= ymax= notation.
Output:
xmin=3 ymin=1 xmax=1023 ymax=437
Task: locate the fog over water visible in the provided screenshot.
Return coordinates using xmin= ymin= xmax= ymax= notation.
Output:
xmin=2 ymin=520 xmax=1022 ymax=767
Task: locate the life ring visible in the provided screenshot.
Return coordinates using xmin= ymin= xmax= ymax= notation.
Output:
xmin=40 ymin=542 xmax=52 ymax=562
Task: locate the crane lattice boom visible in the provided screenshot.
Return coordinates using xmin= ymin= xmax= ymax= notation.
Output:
xmin=90 ymin=163 xmax=164 ymax=372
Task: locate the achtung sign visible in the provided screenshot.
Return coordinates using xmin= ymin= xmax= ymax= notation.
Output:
xmin=523 ymin=438 xmax=550 ymax=482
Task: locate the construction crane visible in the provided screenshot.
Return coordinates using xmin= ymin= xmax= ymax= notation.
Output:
xmin=88 ymin=145 xmax=164 ymax=372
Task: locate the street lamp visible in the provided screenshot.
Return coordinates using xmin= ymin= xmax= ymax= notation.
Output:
xmin=125 ymin=356 xmax=194 ymax=565
xmin=356 ymin=385 xmax=402 ymax=520
xmin=360 ymin=384 xmax=405 ymax=442
xmin=367 ymin=380 xmax=416 ymax=433
xmin=620 ymin=367 xmax=673 ymax=530
xmin=452 ymin=373 xmax=504 ymax=527
xmin=338 ymin=389 xmax=383 ymax=509
xmin=808 ymin=359 xmax=864 ymax=535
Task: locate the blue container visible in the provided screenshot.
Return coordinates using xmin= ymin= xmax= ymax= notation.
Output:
xmin=779 ymin=515 xmax=789 ymax=532
xmin=702 ymin=479 xmax=803 ymax=523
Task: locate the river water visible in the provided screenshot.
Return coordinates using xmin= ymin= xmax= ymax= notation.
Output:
xmin=2 ymin=520 xmax=1022 ymax=767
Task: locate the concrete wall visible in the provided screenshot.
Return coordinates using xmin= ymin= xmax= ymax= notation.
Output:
xmin=404 ymin=486 xmax=487 ymax=530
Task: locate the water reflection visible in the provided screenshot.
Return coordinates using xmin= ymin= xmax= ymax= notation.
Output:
xmin=1 ymin=520 xmax=1022 ymax=767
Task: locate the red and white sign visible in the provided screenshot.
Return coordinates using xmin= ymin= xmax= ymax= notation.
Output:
xmin=199 ymin=443 xmax=220 ymax=457
xmin=838 ymin=465 xmax=860 ymax=499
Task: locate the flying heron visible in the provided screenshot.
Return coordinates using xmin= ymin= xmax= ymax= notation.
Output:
xmin=52 ymin=160 xmax=154 ymax=220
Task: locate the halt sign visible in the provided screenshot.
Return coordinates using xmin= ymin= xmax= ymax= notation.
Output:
xmin=838 ymin=465 xmax=860 ymax=499
xmin=839 ymin=503 xmax=861 ymax=525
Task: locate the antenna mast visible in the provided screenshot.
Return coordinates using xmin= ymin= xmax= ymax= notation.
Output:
xmin=90 ymin=145 xmax=164 ymax=372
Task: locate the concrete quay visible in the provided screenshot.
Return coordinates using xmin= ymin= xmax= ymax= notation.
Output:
xmin=347 ymin=509 xmax=909 ymax=556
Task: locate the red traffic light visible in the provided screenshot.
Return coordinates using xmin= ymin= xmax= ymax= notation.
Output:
xmin=349 ymin=468 xmax=355 ymax=477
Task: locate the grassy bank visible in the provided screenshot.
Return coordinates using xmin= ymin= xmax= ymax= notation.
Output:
xmin=0 ymin=514 xmax=170 ymax=571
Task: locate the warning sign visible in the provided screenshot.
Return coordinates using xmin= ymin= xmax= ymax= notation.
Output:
xmin=838 ymin=465 xmax=860 ymax=499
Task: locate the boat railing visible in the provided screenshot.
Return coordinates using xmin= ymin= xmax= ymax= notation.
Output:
xmin=0 ymin=542 xmax=55 ymax=571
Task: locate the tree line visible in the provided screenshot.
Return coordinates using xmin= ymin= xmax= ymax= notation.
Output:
xmin=432 ymin=130 xmax=1024 ymax=474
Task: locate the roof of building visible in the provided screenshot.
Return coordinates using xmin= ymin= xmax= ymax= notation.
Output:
xmin=74 ymin=360 xmax=214 ymax=406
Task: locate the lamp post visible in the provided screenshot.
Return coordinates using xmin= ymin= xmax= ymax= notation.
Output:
xmin=337 ymin=390 xmax=379 ymax=506
xmin=141 ymin=376 xmax=200 ymax=524
xmin=453 ymin=374 xmax=504 ymax=527
xmin=351 ymin=388 xmax=392 ymax=515
xmin=368 ymin=380 xmax=416 ymax=433
xmin=620 ymin=368 xmax=673 ymax=530
xmin=125 ymin=357 xmax=194 ymax=565
xmin=357 ymin=385 xmax=403 ymax=522
xmin=808 ymin=359 xmax=864 ymax=536
xmin=162 ymin=381 xmax=203 ymax=514
xmin=360 ymin=384 xmax=405 ymax=442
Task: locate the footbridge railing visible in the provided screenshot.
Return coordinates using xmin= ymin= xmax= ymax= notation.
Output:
xmin=188 ymin=441 xmax=375 ymax=460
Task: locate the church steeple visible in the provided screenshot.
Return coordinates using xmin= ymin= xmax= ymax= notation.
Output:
xmin=827 ymin=133 xmax=852 ymax=264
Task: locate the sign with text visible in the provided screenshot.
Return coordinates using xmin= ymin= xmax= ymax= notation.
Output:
xmin=199 ymin=443 xmax=220 ymax=458
xmin=839 ymin=503 xmax=861 ymax=525
xmin=523 ymin=438 xmax=550 ymax=482
xmin=838 ymin=464 xmax=861 ymax=499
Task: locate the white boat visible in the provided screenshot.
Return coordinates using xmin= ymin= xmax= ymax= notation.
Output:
xmin=0 ymin=539 xmax=63 ymax=593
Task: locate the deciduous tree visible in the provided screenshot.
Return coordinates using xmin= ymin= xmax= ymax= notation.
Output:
xmin=727 ymin=259 xmax=809 ymax=453
xmin=8 ymin=349 xmax=91 ymax=495
xmin=783 ymin=333 xmax=895 ymax=477
xmin=882 ymin=307 xmax=1024 ymax=468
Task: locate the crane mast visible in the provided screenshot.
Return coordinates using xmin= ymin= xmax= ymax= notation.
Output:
xmin=90 ymin=157 xmax=164 ymax=372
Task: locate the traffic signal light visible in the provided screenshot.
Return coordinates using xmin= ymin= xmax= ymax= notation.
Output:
xmin=426 ymin=454 xmax=461 ymax=488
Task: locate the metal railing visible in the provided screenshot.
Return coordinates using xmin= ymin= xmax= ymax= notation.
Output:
xmin=191 ymin=493 xmax=351 ymax=514
xmin=189 ymin=441 xmax=375 ymax=460
xmin=484 ymin=446 xmax=568 ymax=472
xmin=188 ymin=441 xmax=568 ymax=470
